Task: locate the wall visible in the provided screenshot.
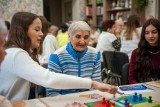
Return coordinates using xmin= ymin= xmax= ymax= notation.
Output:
xmin=0 ymin=0 xmax=43 ymax=21
xmin=0 ymin=0 xmax=86 ymax=27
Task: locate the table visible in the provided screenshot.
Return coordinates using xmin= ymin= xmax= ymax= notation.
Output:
xmin=12 ymin=81 xmax=160 ymax=107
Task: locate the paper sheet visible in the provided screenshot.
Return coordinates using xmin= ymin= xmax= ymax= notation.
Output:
xmin=117 ymin=84 xmax=155 ymax=95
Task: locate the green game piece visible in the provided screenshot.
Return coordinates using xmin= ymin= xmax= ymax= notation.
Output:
xmin=148 ymin=96 xmax=152 ymax=103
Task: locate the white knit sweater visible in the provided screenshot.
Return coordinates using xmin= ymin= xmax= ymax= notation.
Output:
xmin=0 ymin=48 xmax=91 ymax=102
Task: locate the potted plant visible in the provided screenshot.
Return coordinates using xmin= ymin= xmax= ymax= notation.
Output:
xmin=135 ymin=0 xmax=148 ymax=11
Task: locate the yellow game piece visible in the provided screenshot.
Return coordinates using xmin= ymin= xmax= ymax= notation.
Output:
xmin=156 ymin=104 xmax=160 ymax=107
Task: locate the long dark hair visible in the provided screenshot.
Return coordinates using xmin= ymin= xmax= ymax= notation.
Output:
xmin=38 ymin=16 xmax=49 ymax=54
xmin=134 ymin=19 xmax=160 ymax=82
xmin=5 ymin=12 xmax=39 ymax=62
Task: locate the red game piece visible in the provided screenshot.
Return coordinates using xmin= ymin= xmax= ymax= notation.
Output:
xmin=106 ymin=100 xmax=110 ymax=107
xmin=126 ymin=102 xmax=130 ymax=107
xmin=102 ymin=97 xmax=106 ymax=104
xmin=111 ymin=102 xmax=115 ymax=107
xmin=93 ymin=99 xmax=111 ymax=107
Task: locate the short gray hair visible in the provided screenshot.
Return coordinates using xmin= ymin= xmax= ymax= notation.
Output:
xmin=68 ymin=21 xmax=91 ymax=37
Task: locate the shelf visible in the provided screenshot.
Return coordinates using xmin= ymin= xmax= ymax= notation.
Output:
xmin=86 ymin=4 xmax=92 ymax=7
xmin=107 ymin=8 xmax=131 ymax=12
xmin=96 ymin=3 xmax=103 ymax=6
xmin=86 ymin=15 xmax=93 ymax=17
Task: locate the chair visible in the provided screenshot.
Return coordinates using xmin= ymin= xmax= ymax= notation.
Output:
xmin=102 ymin=51 xmax=129 ymax=86
xmin=121 ymin=63 xmax=130 ymax=85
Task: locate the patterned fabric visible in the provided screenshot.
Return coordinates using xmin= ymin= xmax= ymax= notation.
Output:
xmin=46 ymin=42 xmax=101 ymax=96
xmin=112 ymin=38 xmax=121 ymax=51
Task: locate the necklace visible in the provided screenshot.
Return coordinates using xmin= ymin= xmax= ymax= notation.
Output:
xmin=148 ymin=50 xmax=160 ymax=54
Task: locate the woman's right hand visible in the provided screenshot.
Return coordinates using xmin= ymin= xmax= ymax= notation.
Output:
xmin=91 ymin=81 xmax=123 ymax=95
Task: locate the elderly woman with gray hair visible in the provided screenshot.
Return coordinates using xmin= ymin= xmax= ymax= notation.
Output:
xmin=47 ymin=21 xmax=102 ymax=96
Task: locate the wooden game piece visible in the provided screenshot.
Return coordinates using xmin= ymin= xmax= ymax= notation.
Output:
xmin=134 ymin=92 xmax=137 ymax=98
xmin=156 ymin=104 xmax=160 ymax=107
xmin=106 ymin=100 xmax=110 ymax=107
xmin=132 ymin=95 xmax=137 ymax=102
xmin=102 ymin=97 xmax=106 ymax=104
xmin=126 ymin=102 xmax=130 ymax=107
xmin=139 ymin=94 xmax=143 ymax=101
xmin=148 ymin=96 xmax=152 ymax=103
xmin=111 ymin=102 xmax=115 ymax=107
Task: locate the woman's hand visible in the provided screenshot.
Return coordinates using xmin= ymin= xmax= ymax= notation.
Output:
xmin=91 ymin=81 xmax=123 ymax=95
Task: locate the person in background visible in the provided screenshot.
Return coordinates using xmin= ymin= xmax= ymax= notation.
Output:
xmin=114 ymin=19 xmax=124 ymax=37
xmin=39 ymin=22 xmax=59 ymax=65
xmin=89 ymin=25 xmax=100 ymax=47
xmin=146 ymin=15 xmax=155 ymax=21
xmin=46 ymin=21 xmax=102 ymax=96
xmin=56 ymin=23 xmax=69 ymax=47
xmin=0 ymin=18 xmax=7 ymax=73
xmin=0 ymin=12 xmax=121 ymax=102
xmin=96 ymin=20 xmax=121 ymax=70
xmin=4 ymin=20 xmax=10 ymax=41
xmin=120 ymin=15 xmax=141 ymax=59
xmin=0 ymin=19 xmax=12 ymax=107
xmin=129 ymin=18 xmax=160 ymax=84
xmin=96 ymin=20 xmax=121 ymax=57
xmin=0 ymin=19 xmax=7 ymax=43
xmin=49 ymin=23 xmax=59 ymax=36
xmin=0 ymin=33 xmax=6 ymax=64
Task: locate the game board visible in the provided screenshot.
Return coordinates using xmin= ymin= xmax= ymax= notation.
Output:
xmin=85 ymin=93 xmax=160 ymax=107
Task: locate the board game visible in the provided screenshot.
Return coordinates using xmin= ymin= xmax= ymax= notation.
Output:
xmin=65 ymin=93 xmax=160 ymax=107
xmin=85 ymin=93 xmax=160 ymax=107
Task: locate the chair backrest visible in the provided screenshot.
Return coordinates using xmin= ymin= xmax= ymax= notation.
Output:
xmin=121 ymin=63 xmax=130 ymax=85
xmin=102 ymin=51 xmax=129 ymax=76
